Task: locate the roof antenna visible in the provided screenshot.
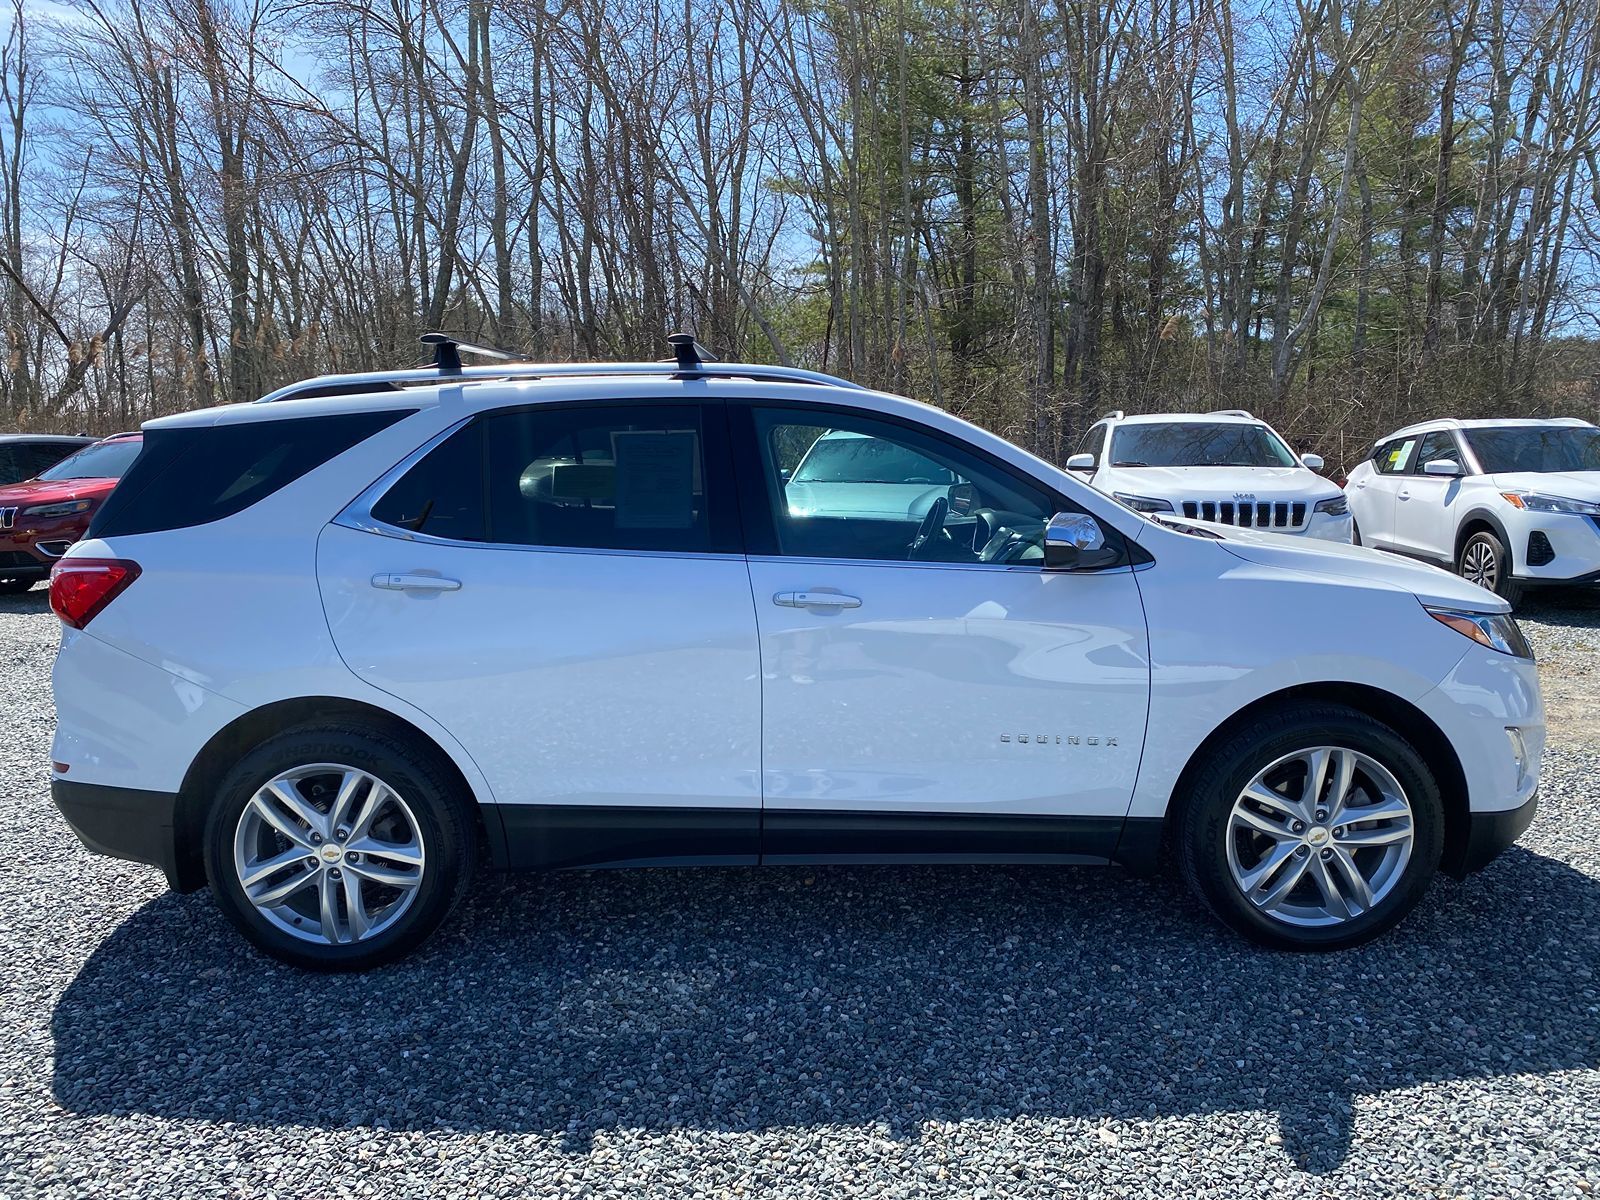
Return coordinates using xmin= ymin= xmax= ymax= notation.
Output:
xmin=666 ymin=332 xmax=717 ymax=371
xmin=420 ymin=332 xmax=517 ymax=376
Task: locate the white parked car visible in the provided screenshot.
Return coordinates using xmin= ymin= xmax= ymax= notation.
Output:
xmin=1345 ymin=417 xmax=1600 ymax=605
xmin=49 ymin=337 xmax=1540 ymax=969
xmin=1066 ymin=410 xmax=1352 ymax=541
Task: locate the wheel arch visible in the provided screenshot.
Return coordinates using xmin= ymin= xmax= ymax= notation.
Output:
xmin=1159 ymin=681 xmax=1472 ymax=877
xmin=1455 ymin=508 xmax=1514 ymax=566
xmin=169 ymin=696 xmax=504 ymax=893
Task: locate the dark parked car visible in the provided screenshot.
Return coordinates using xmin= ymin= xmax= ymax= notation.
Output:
xmin=0 ymin=433 xmax=142 ymax=593
xmin=0 ymin=434 xmax=95 ymax=487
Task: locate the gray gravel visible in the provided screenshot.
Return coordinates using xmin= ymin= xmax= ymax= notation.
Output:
xmin=3 ymin=584 xmax=1600 ymax=1198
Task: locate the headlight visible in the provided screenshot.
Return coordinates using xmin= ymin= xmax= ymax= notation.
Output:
xmin=1314 ymin=495 xmax=1349 ymax=515
xmin=1112 ymin=492 xmax=1174 ymax=514
xmin=1424 ymin=605 xmax=1534 ymax=659
xmin=1500 ymin=492 xmax=1600 ymax=516
xmin=21 ymin=499 xmax=93 ymax=519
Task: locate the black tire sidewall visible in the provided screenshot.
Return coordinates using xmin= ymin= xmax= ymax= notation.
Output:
xmin=202 ymin=726 xmax=473 ymax=970
xmin=1181 ymin=706 xmax=1444 ymax=950
xmin=1459 ymin=530 xmax=1523 ymax=604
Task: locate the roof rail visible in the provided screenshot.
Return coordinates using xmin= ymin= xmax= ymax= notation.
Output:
xmin=1100 ymin=409 xmax=1125 ymax=422
xmin=255 ymin=334 xmax=870 ymax=404
xmin=1208 ymin=408 xmax=1254 ymax=418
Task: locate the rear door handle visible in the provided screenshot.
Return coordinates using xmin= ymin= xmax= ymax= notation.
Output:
xmin=1397 ymin=490 xmax=1411 ymax=501
xmin=774 ymin=591 xmax=861 ymax=610
xmin=372 ymin=572 xmax=462 ymax=593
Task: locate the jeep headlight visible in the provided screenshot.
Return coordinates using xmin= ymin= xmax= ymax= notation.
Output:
xmin=21 ymin=499 xmax=93 ymax=519
xmin=1313 ymin=495 xmax=1349 ymax=516
xmin=1424 ymin=605 xmax=1534 ymax=659
xmin=1112 ymin=492 xmax=1174 ymax=515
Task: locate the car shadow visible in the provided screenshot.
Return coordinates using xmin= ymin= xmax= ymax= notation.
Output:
xmin=51 ymin=850 xmax=1600 ymax=1174
xmin=0 ymin=586 xmax=50 ymax=614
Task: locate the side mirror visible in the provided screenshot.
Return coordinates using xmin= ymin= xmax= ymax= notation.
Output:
xmin=1423 ymin=458 xmax=1462 ymax=477
xmin=1301 ymin=453 xmax=1325 ymax=472
xmin=947 ymin=481 xmax=979 ymax=516
xmin=1044 ymin=512 xmax=1116 ymax=571
xmin=1065 ymin=453 xmax=1096 ymax=472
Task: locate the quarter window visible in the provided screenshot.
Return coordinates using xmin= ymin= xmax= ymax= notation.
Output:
xmin=752 ymin=407 xmax=1058 ymax=564
xmin=373 ymin=404 xmax=722 ymax=554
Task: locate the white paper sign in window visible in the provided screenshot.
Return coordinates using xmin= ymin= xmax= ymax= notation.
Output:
xmin=611 ymin=430 xmax=697 ymax=529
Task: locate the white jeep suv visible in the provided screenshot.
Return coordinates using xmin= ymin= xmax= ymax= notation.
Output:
xmin=49 ymin=337 xmax=1541 ymax=969
xmin=1345 ymin=417 xmax=1600 ymax=605
xmin=1067 ymin=410 xmax=1352 ymax=541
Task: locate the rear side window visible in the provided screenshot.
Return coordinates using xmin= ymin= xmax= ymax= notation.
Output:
xmin=24 ymin=443 xmax=84 ymax=477
xmin=371 ymin=403 xmax=734 ymax=554
xmin=1375 ymin=438 xmax=1418 ymax=475
xmin=90 ymin=411 xmax=411 ymax=538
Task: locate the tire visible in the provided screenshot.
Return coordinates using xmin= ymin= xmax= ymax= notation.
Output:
xmin=0 ymin=577 xmax=36 ymax=594
xmin=203 ymin=724 xmax=476 ymax=970
xmin=1177 ymin=703 xmax=1444 ymax=951
xmin=1457 ymin=529 xmax=1524 ymax=606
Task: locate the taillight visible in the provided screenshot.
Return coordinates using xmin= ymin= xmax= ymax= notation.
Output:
xmin=49 ymin=558 xmax=141 ymax=629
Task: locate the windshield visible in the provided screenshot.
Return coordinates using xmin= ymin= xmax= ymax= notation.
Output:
xmin=791 ymin=434 xmax=957 ymax=484
xmin=1109 ymin=422 xmax=1297 ymax=468
xmin=1462 ymin=427 xmax=1600 ymax=474
xmin=37 ymin=438 xmax=141 ymax=481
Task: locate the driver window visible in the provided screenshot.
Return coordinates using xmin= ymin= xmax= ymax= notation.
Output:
xmin=1413 ymin=431 xmax=1458 ymax=472
xmin=753 ymin=408 xmax=1057 ymax=564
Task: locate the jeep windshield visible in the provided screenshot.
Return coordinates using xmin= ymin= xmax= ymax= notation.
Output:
xmin=1110 ymin=423 xmax=1297 ymax=468
xmin=1462 ymin=426 xmax=1600 ymax=474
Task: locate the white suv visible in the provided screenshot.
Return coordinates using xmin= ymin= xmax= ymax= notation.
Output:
xmin=49 ymin=337 xmax=1541 ymax=969
xmin=1346 ymin=417 xmax=1600 ymax=605
xmin=1067 ymin=410 xmax=1352 ymax=541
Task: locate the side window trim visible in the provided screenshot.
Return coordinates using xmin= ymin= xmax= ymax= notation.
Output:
xmin=341 ymin=399 xmax=746 ymax=558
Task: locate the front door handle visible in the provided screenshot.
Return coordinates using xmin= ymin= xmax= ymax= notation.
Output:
xmin=372 ymin=572 xmax=462 ymax=593
xmin=1397 ymin=490 xmax=1411 ymax=501
xmin=774 ymin=591 xmax=861 ymax=610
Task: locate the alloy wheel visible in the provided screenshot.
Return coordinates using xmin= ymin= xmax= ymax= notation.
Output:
xmin=232 ymin=764 xmax=426 ymax=945
xmin=1225 ymin=746 xmax=1414 ymax=927
xmin=1462 ymin=540 xmax=1498 ymax=589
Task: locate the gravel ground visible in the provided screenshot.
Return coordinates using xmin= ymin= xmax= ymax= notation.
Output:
xmin=2 ymin=587 xmax=1599 ymax=1198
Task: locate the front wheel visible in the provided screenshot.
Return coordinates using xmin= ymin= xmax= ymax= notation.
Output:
xmin=203 ymin=724 xmax=475 ymax=970
xmin=1177 ymin=704 xmax=1443 ymax=950
xmin=1458 ymin=529 xmax=1524 ymax=606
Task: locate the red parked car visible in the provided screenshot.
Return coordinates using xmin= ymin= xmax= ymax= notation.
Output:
xmin=0 ymin=432 xmax=142 ymax=594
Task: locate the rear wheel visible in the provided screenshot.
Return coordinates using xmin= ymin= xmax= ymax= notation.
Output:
xmin=1458 ymin=529 xmax=1524 ymax=606
xmin=1177 ymin=703 xmax=1443 ymax=950
xmin=203 ymin=724 xmax=475 ymax=970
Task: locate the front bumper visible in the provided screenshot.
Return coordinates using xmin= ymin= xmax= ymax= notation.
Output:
xmin=52 ymin=777 xmax=193 ymax=891
xmin=1445 ymin=789 xmax=1538 ymax=878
